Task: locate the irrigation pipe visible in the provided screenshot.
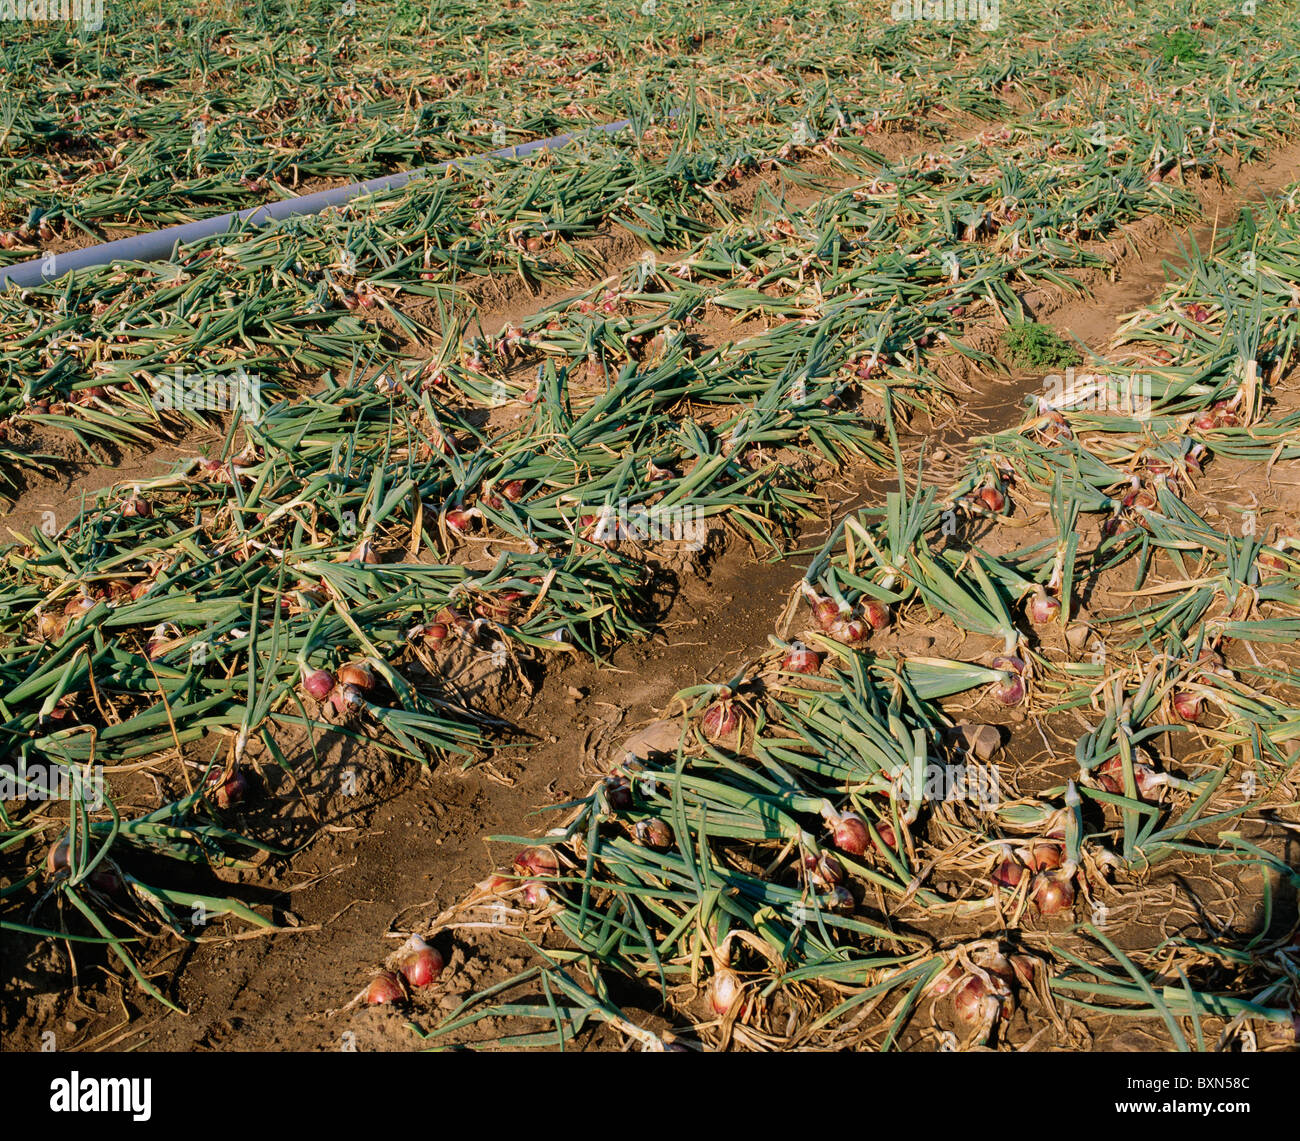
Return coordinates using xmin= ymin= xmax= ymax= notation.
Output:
xmin=0 ymin=117 xmax=635 ymax=292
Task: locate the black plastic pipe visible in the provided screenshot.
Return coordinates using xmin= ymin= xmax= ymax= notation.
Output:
xmin=0 ymin=118 xmax=633 ymax=291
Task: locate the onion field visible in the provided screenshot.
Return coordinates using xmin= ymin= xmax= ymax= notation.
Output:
xmin=2 ymin=0 xmax=1299 ymax=1061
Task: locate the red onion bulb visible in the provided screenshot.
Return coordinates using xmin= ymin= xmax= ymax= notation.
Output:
xmin=605 ymin=777 xmax=633 ymax=811
xmin=862 ymin=600 xmax=890 ymax=631
xmin=992 ymin=674 xmax=1024 ymax=706
xmin=395 ymin=935 xmax=444 ymax=989
xmin=1030 ymin=872 xmax=1075 ymax=916
xmin=806 ymin=852 xmax=844 ymax=888
xmin=979 ymin=485 xmax=1006 ymax=513
xmin=1172 ymin=690 xmax=1203 ymax=723
xmin=708 ymin=969 xmax=743 ymax=1016
xmin=832 ymin=617 xmax=868 ymax=644
xmin=364 ymin=971 xmax=406 ymax=1005
xmin=1027 ymin=589 xmax=1061 ymax=625
xmin=873 ymin=816 xmax=897 ymax=853
xmin=702 ymin=700 xmax=740 ymax=742
xmin=329 ymin=684 xmax=365 ymax=715
xmin=812 ymin=597 xmax=841 ymax=631
xmin=636 ymin=818 xmax=674 ymax=850
xmin=953 ymin=976 xmax=991 ymax=1026
xmin=446 ymin=508 xmax=478 ymax=533
xmin=781 ymin=644 xmax=822 ymax=674
xmin=990 ymin=655 xmax=1025 ymax=706
xmin=121 ymin=495 xmax=152 ymax=519
xmin=207 ymin=767 xmax=248 ymax=810
xmin=513 ymin=845 xmax=559 ymax=877
xmin=303 ymin=669 xmax=335 ymax=701
xmin=832 ymin=812 xmax=869 ymax=856
xmin=1030 ymin=842 xmax=1063 ymax=872
xmin=992 ymin=848 xmax=1026 ymax=888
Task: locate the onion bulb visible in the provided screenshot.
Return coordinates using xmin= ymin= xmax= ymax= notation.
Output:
xmin=604 ymin=777 xmax=633 ymax=811
xmin=952 ymin=975 xmax=992 ymax=1026
xmin=1096 ymin=756 xmax=1163 ymax=799
xmin=978 ymin=485 xmax=1006 ymax=513
xmin=1029 ymin=842 xmax=1063 ymax=872
xmin=806 ymin=852 xmax=844 ymax=889
xmin=990 ymin=655 xmax=1026 ymax=706
xmin=513 ymin=845 xmax=559 ymax=877
xmin=1172 ymin=689 xmax=1203 ymax=723
xmin=991 ymin=847 xmax=1026 ymax=888
xmin=708 ymin=969 xmax=743 ymax=1016
xmin=824 ymin=885 xmax=855 ymax=913
xmin=37 ymin=612 xmax=66 ymax=641
xmin=46 ymin=836 xmax=123 ymax=893
xmin=445 ymin=507 xmax=480 ymax=533
xmin=831 ymin=811 xmax=869 ymax=856
xmin=862 ymin=599 xmax=891 ymax=631
xmin=121 ymin=495 xmax=152 ymax=519
xmin=1030 ymin=871 xmax=1075 ymax=916
xmin=702 ymin=699 xmax=740 ymax=742
xmin=337 ymin=662 xmax=375 ymax=691
xmin=364 ymin=971 xmax=406 ymax=1005
xmin=302 ymin=668 xmax=335 ymax=701
xmin=207 ymin=767 xmax=248 ymax=810
xmin=1010 ymin=955 xmax=1037 ymax=988
xmin=636 ymin=818 xmax=673 ymax=851
xmin=992 ymin=673 xmax=1024 ymax=706
xmin=873 ymin=816 xmax=897 ymax=853
xmin=394 ymin=935 xmax=444 ymax=989
xmin=476 ymin=589 xmax=524 ymax=622
xmin=329 ymin=684 xmax=366 ymax=716
xmin=781 ymin=644 xmax=822 ymax=674
xmin=45 ymin=835 xmax=74 ymax=875
xmin=1027 ymin=588 xmax=1061 ymax=625
xmin=811 ymin=597 xmax=841 ymax=632
xmin=832 ymin=617 xmax=868 ymax=644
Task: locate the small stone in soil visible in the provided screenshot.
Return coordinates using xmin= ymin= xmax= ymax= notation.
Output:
xmin=944 ymin=722 xmax=1003 ymax=763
